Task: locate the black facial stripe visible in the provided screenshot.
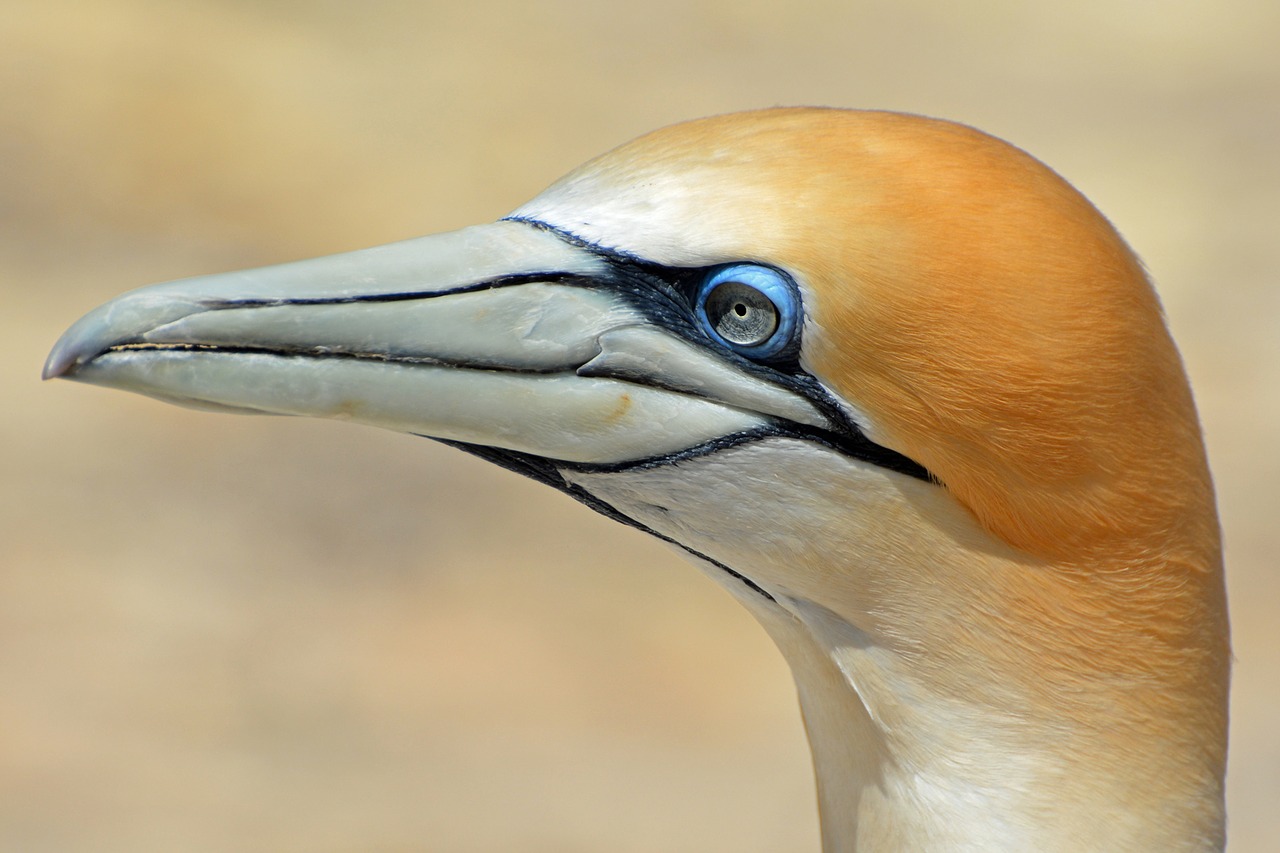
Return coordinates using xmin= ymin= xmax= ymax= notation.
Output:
xmin=435 ymin=438 xmax=778 ymax=603
xmin=460 ymin=424 xmax=931 ymax=483
xmin=194 ymin=271 xmax=597 ymax=309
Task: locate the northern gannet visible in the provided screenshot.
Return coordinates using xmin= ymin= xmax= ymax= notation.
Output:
xmin=45 ymin=108 xmax=1229 ymax=851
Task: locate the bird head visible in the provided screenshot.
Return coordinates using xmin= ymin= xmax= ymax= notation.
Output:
xmin=46 ymin=108 xmax=1228 ymax=848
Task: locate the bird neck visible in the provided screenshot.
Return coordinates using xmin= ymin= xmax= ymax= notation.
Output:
xmin=562 ymin=441 xmax=1226 ymax=851
xmin=751 ymin=599 xmax=1042 ymax=851
xmin=748 ymin=593 xmax=1225 ymax=853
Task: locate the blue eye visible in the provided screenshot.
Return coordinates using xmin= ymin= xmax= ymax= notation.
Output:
xmin=694 ymin=264 xmax=800 ymax=359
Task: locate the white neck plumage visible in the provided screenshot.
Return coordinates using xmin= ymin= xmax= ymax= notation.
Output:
xmin=752 ymin=594 xmax=1224 ymax=852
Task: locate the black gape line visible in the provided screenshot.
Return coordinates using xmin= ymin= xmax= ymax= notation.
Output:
xmin=104 ymin=341 xmax=574 ymax=376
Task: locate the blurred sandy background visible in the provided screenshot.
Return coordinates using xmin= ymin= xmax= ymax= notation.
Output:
xmin=3 ymin=1 xmax=1277 ymax=850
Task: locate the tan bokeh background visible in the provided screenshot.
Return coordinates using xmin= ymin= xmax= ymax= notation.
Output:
xmin=4 ymin=1 xmax=1277 ymax=850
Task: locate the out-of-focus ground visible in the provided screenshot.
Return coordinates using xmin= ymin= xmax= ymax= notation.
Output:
xmin=3 ymin=1 xmax=1276 ymax=850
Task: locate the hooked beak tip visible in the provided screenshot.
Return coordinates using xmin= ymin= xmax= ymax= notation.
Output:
xmin=43 ymin=337 xmax=82 ymax=381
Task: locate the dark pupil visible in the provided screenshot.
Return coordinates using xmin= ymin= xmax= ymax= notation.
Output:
xmin=706 ymin=281 xmax=778 ymax=346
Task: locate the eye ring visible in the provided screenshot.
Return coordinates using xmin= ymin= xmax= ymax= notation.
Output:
xmin=694 ymin=264 xmax=800 ymax=359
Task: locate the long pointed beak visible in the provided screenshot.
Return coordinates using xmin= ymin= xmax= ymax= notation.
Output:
xmin=46 ymin=220 xmax=830 ymax=465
